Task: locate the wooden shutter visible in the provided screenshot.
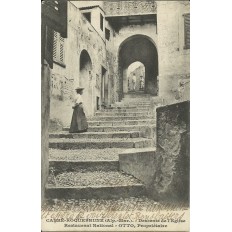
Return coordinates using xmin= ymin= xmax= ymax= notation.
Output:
xmin=53 ymin=31 xmax=58 ymax=60
xmin=52 ymin=31 xmax=65 ymax=64
xmin=59 ymin=36 xmax=64 ymax=63
xmin=184 ymin=13 xmax=190 ymax=49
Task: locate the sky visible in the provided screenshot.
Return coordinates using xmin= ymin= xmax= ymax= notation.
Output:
xmin=127 ymin=61 xmax=144 ymax=76
xmin=71 ymin=1 xmax=103 ymax=8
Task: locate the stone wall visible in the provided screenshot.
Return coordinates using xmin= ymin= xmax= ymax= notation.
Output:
xmin=157 ymin=1 xmax=190 ymax=102
xmin=41 ymin=60 xmax=50 ymax=202
xmin=159 ymin=73 xmax=190 ymax=104
xmin=153 ymin=101 xmax=190 ymax=203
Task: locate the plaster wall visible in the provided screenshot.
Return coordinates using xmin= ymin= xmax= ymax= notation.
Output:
xmin=79 ymin=7 xmax=106 ymax=41
xmin=157 ymin=1 xmax=190 ymax=102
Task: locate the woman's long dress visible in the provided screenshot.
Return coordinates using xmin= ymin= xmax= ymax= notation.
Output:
xmin=69 ymin=94 xmax=88 ymax=133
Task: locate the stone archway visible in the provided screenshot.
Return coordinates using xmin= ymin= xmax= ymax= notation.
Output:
xmin=118 ymin=35 xmax=158 ymax=99
xmin=80 ymin=49 xmax=93 ymax=116
xmin=127 ymin=61 xmax=145 ymax=92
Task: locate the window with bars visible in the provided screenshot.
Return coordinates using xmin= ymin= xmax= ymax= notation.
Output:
xmin=183 ymin=13 xmax=190 ymax=49
xmin=53 ymin=31 xmax=65 ymax=65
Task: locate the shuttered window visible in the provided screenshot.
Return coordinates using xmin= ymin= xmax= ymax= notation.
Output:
xmin=184 ymin=13 xmax=190 ymax=49
xmin=53 ymin=31 xmax=65 ymax=65
xmin=45 ymin=26 xmax=54 ymax=68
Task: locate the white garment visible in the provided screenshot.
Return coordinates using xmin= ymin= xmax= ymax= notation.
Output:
xmin=75 ymin=93 xmax=83 ymax=105
xmin=132 ymin=75 xmax=136 ymax=83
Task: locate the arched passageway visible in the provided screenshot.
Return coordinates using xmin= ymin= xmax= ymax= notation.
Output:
xmin=118 ymin=35 xmax=158 ymax=99
xmin=127 ymin=61 xmax=145 ymax=92
xmin=79 ymin=50 xmax=92 ymax=116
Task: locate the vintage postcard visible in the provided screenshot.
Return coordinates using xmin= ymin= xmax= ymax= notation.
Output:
xmin=41 ymin=0 xmax=190 ymax=231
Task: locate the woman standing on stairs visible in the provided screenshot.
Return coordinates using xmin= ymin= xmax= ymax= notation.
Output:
xmin=69 ymin=87 xmax=88 ymax=133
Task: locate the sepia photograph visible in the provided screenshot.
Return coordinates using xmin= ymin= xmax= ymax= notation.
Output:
xmin=41 ymin=0 xmax=190 ymax=231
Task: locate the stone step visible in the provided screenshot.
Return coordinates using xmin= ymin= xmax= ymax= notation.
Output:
xmin=119 ymin=147 xmax=156 ymax=187
xmin=100 ymin=108 xmax=151 ymax=112
xmin=120 ymin=104 xmax=151 ymax=108
xmin=49 ymin=148 xmax=122 ymax=161
xmin=124 ymin=93 xmax=151 ymax=98
xmin=88 ymin=115 xmax=153 ymax=121
xmin=118 ymin=101 xmax=151 ymax=105
xmin=119 ymin=147 xmax=156 ymax=155
xmin=45 ymin=171 xmax=146 ymax=199
xmin=110 ymin=107 xmax=152 ymax=111
xmin=87 ymin=119 xmax=156 ymax=127
xmin=49 ymin=138 xmax=153 ymax=149
xmin=94 ymin=112 xmax=152 ymax=117
xmin=119 ymin=148 xmax=157 ymax=187
xmin=49 ymin=160 xmax=119 ymax=173
xmin=122 ymin=98 xmax=151 ymax=102
xmin=63 ymin=124 xmax=156 ymax=133
xmin=110 ymin=106 xmax=151 ymax=110
xmin=49 ymin=131 xmax=140 ymax=139
xmin=49 ymin=148 xmax=121 ymax=173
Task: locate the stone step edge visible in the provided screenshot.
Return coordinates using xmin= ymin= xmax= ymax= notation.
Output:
xmin=120 ymin=147 xmax=156 ymax=155
xmin=94 ymin=112 xmax=152 ymax=115
xmin=46 ymin=183 xmax=144 ymax=189
xmin=49 ymin=138 xmax=152 ymax=142
xmin=89 ymin=115 xmax=153 ymax=118
xmin=50 ymin=131 xmax=141 ymax=135
xmin=66 ymin=120 xmax=155 ymax=124
xmin=63 ymin=124 xmax=156 ymax=130
xmin=88 ymin=120 xmax=155 ymax=123
xmin=87 ymin=124 xmax=156 ymax=128
xmin=49 ymin=159 xmax=118 ymax=163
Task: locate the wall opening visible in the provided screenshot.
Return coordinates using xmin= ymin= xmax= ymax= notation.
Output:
xmin=118 ymin=35 xmax=158 ymax=99
xmin=100 ymin=13 xmax=104 ymax=31
xmin=79 ymin=49 xmax=93 ymax=116
xmin=101 ymin=66 xmax=108 ymax=107
xmin=96 ymin=96 xmax=100 ymax=110
xmin=83 ymin=12 xmax=91 ymax=23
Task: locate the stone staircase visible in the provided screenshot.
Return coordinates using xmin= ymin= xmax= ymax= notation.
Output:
xmin=45 ymin=93 xmax=157 ymax=200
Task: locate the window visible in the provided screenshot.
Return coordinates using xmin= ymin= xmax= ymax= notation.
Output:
xmin=105 ymin=28 xmax=110 ymax=41
xmin=83 ymin=12 xmax=91 ymax=23
xmin=100 ymin=13 xmax=103 ymax=31
xmin=183 ymin=13 xmax=190 ymax=49
xmin=53 ymin=31 xmax=65 ymax=65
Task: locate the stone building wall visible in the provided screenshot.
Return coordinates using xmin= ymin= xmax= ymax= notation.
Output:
xmin=157 ymin=1 xmax=190 ymax=103
xmin=50 ymin=1 xmax=110 ymax=128
xmin=49 ymin=0 xmax=190 ymax=128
